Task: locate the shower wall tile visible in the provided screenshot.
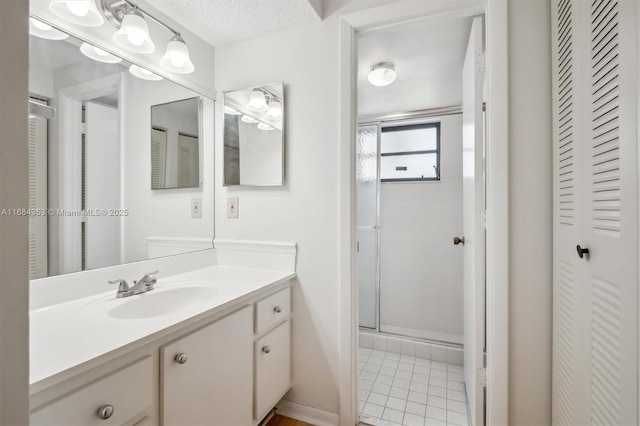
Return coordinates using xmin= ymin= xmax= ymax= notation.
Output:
xmin=446 ymin=347 xmax=463 ymax=366
xmin=401 ymin=339 xmax=416 ymax=356
xmin=386 ymin=336 xmax=403 ymax=354
xmin=373 ymin=334 xmax=387 ymax=351
xmin=360 ymin=333 xmax=373 ymax=349
xmin=431 ymin=345 xmax=447 ymax=362
xmin=416 ymin=342 xmax=431 ymax=359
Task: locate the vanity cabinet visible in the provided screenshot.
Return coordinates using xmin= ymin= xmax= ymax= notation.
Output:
xmin=254 ymin=321 xmax=291 ymax=420
xmin=161 ymin=306 xmax=253 ymax=425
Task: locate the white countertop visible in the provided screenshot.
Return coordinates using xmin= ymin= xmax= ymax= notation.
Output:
xmin=30 ymin=265 xmax=295 ymax=388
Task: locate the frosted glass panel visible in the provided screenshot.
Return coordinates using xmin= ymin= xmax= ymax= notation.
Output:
xmin=381 ymin=126 xmax=437 ymax=153
xmin=380 ymin=153 xmax=438 ymax=180
xmin=357 ymin=125 xmax=378 ymax=329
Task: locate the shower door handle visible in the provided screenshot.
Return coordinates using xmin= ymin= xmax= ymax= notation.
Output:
xmin=453 ymin=236 xmax=465 ymax=246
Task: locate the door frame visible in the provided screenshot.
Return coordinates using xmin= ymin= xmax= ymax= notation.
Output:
xmin=337 ymin=1 xmax=509 ymax=424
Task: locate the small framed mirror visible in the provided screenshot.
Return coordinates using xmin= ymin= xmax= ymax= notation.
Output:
xmin=223 ymin=83 xmax=284 ymax=186
xmin=151 ymin=97 xmax=201 ymax=189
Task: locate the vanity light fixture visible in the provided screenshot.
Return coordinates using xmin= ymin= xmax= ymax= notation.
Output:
xmin=113 ymin=9 xmax=155 ymax=54
xmin=160 ymin=35 xmax=195 ymax=74
xmin=265 ymin=99 xmax=283 ymax=119
xmin=80 ymin=42 xmax=122 ymax=63
xmin=129 ymin=64 xmax=163 ymax=81
xmin=368 ymin=62 xmax=397 ymax=87
xmin=49 ymin=0 xmax=104 ymax=27
xmin=29 ymin=17 xmax=69 ymax=40
xmin=247 ymin=90 xmax=268 ymax=112
xmin=257 ymin=122 xmax=274 ymax=131
xmin=224 ymin=106 xmax=242 ymax=115
xmin=241 ymin=115 xmax=259 ymax=124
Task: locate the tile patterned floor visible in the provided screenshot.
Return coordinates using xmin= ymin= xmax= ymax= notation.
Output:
xmin=358 ymin=347 xmax=470 ymax=426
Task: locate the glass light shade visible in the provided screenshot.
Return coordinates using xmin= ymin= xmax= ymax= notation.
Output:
xmin=265 ymin=100 xmax=283 ymax=119
xmin=247 ymin=90 xmax=268 ymax=111
xmin=224 ymin=106 xmax=242 ymax=115
xmin=241 ymin=115 xmax=258 ymax=124
xmin=160 ymin=36 xmax=195 ymax=74
xmin=129 ymin=64 xmax=163 ymax=81
xmin=257 ymin=122 xmax=274 ymax=131
xmin=368 ymin=62 xmax=396 ymax=87
xmin=29 ymin=17 xmax=69 ymax=40
xmin=113 ymin=12 xmax=155 ymax=54
xmin=49 ymin=0 xmax=104 ymax=27
xmin=80 ymin=42 xmax=122 ymax=64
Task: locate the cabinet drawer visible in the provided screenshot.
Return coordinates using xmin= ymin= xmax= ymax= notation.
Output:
xmin=255 ymin=287 xmax=290 ymax=334
xmin=31 ymin=357 xmax=152 ymax=426
xmin=254 ymin=320 xmax=291 ymax=420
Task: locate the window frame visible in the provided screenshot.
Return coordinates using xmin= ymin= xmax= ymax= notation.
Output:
xmin=379 ymin=122 xmax=441 ymax=182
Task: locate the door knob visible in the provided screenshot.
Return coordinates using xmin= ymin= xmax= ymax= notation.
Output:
xmin=262 ymin=345 xmax=272 ymax=354
xmin=175 ymin=353 xmax=188 ymax=364
xmin=576 ymin=245 xmax=589 ymax=259
xmin=453 ymin=236 xmax=465 ymax=246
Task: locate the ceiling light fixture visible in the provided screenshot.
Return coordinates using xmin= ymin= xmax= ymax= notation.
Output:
xmin=129 ymin=64 xmax=163 ymax=81
xmin=29 ymin=17 xmax=69 ymax=40
xmin=368 ymin=62 xmax=396 ymax=87
xmin=80 ymin=42 xmax=122 ymax=63
xmin=265 ymin=99 xmax=283 ymax=119
xmin=241 ymin=115 xmax=259 ymax=124
xmin=160 ymin=35 xmax=194 ymax=74
xmin=247 ymin=90 xmax=268 ymax=112
xmin=113 ymin=9 xmax=155 ymax=54
xmin=49 ymin=0 xmax=104 ymax=27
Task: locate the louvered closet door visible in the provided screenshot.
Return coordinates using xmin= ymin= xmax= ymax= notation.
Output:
xmin=552 ymin=1 xmax=638 ymax=425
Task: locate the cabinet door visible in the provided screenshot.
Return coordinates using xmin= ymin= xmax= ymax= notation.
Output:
xmin=254 ymin=320 xmax=291 ymax=420
xmin=162 ymin=306 xmax=253 ymax=426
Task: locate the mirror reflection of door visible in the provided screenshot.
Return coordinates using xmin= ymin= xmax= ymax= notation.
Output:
xmin=151 ymin=128 xmax=168 ymax=189
xmin=177 ymin=133 xmax=199 ymax=188
xmin=29 ymin=97 xmax=49 ymax=279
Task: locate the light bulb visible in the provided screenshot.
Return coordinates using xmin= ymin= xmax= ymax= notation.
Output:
xmin=171 ymin=56 xmax=185 ymax=68
xmin=66 ymin=1 xmax=89 ymax=16
xmin=248 ymin=90 xmax=268 ymax=111
xmin=127 ymin=32 xmax=145 ymax=46
xmin=31 ymin=18 xmax=52 ymax=31
xmin=113 ymin=12 xmax=155 ymax=54
xmin=160 ymin=35 xmax=194 ymax=74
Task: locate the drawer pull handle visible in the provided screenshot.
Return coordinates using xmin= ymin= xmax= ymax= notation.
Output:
xmin=262 ymin=345 xmax=272 ymax=354
xmin=274 ymin=306 xmax=283 ymax=313
xmin=97 ymin=405 xmax=114 ymax=420
xmin=175 ymin=353 xmax=188 ymax=364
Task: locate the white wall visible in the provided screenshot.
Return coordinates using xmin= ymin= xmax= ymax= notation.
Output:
xmin=379 ymin=115 xmax=463 ymax=343
xmin=0 ymin=0 xmax=29 ymax=423
xmin=508 ymin=0 xmax=553 ymax=424
xmin=121 ymin=73 xmax=214 ymax=262
xmin=214 ymin=0 xmax=400 ymax=415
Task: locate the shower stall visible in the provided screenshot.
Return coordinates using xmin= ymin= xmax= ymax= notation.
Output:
xmin=356 ymin=114 xmax=464 ymax=347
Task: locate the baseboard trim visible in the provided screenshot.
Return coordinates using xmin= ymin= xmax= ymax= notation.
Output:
xmin=275 ymin=399 xmax=339 ymax=426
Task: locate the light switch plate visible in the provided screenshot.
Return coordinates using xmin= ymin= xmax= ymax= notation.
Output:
xmin=191 ymin=198 xmax=202 ymax=218
xmin=227 ymin=197 xmax=239 ymax=218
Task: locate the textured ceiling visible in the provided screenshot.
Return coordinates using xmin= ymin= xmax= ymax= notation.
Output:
xmin=145 ymin=0 xmax=323 ymax=47
xmin=358 ymin=16 xmax=474 ymax=118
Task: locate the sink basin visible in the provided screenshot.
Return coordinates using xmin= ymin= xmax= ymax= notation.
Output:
xmin=108 ymin=286 xmax=218 ymax=319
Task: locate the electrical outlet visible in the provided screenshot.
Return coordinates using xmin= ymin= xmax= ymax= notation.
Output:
xmin=191 ymin=198 xmax=202 ymax=218
xmin=227 ymin=197 xmax=239 ymax=218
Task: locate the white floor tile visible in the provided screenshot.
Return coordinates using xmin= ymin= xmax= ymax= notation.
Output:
xmin=447 ymin=389 xmax=466 ymax=402
xmin=409 ymin=382 xmax=429 ymax=393
xmin=447 ymin=410 xmax=469 ymax=426
xmin=386 ymin=396 xmax=407 ymax=411
xmin=368 ymin=392 xmax=388 ymax=406
xmin=427 ymin=386 xmax=447 ymax=398
xmin=430 ymin=369 xmax=446 ymax=379
xmin=407 ymin=391 xmax=428 ymax=405
xmin=363 ymin=403 xmax=385 ymax=418
xmin=361 ymin=371 xmax=377 ymax=381
xmin=360 ymin=379 xmax=373 ymax=391
xmin=448 ymin=372 xmax=464 ymax=383
xmin=447 ymin=381 xmax=465 ymax=392
xmin=389 ymin=386 xmax=409 ymax=400
xmin=371 ymin=349 xmax=386 ymax=359
xmin=395 ymin=369 xmax=413 ymax=380
xmin=447 ymin=400 xmax=468 ymax=414
xmin=393 ymin=378 xmax=411 ymax=390
xmin=380 ymin=366 xmax=397 ymax=377
xmin=400 ymin=355 xmax=416 ymax=364
xmin=376 ymin=375 xmax=395 ymax=386
xmin=402 ymin=413 xmax=425 ymax=426
xmin=385 ymin=352 xmax=401 ymax=361
xmin=405 ymin=401 xmax=427 ymax=416
xmin=430 ymin=378 xmax=446 ymax=388
xmin=372 ymin=383 xmax=392 ymax=395
xmin=431 ymin=361 xmax=447 ymax=371
xmin=398 ymin=362 xmax=414 ymax=372
xmin=424 ymin=418 xmax=446 ymax=426
xmin=359 ymin=389 xmax=370 ymax=402
xmin=368 ymin=357 xmax=384 ymax=366
xmin=425 ymin=406 xmax=446 ymax=422
xmin=364 ymin=363 xmax=382 ymax=373
xmin=383 ymin=359 xmax=400 ymax=369
xmin=412 ymin=373 xmax=429 ymax=384
xmin=426 ymin=395 xmax=446 ymax=409
xmin=415 ymin=357 xmax=430 ymax=367
xmin=413 ymin=366 xmax=430 ymax=375
xmin=382 ymin=407 xmax=404 ymax=423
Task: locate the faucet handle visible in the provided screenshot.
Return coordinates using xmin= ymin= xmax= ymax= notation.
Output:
xmin=147 ymin=270 xmax=160 ymax=277
xmin=109 ymin=279 xmax=130 ymax=293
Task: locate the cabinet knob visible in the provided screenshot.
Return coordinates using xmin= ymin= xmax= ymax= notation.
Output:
xmin=274 ymin=306 xmax=283 ymax=313
xmin=175 ymin=353 xmax=188 ymax=364
xmin=453 ymin=236 xmax=465 ymax=246
xmin=576 ymin=245 xmax=590 ymax=259
xmin=97 ymin=405 xmax=114 ymax=420
xmin=262 ymin=345 xmax=272 ymax=354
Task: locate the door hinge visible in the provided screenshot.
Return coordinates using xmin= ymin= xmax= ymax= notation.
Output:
xmin=478 ymin=367 xmax=487 ymax=388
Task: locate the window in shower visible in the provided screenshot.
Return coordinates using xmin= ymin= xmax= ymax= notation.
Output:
xmin=380 ymin=122 xmax=440 ymax=182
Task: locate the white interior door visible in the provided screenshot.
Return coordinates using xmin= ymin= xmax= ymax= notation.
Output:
xmin=462 ymin=16 xmax=485 ymax=426
xmin=85 ymin=101 xmax=120 ymax=269
xmin=28 ymin=99 xmax=48 ymax=279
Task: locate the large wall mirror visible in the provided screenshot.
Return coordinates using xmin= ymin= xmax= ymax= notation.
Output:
xmin=223 ymin=83 xmax=284 ymax=186
xmin=28 ymin=18 xmax=214 ymax=279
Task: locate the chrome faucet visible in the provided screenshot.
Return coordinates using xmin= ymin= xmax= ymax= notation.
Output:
xmin=109 ymin=270 xmax=159 ymax=298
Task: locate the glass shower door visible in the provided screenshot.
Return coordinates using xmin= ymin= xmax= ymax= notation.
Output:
xmin=356 ymin=124 xmax=379 ymax=330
